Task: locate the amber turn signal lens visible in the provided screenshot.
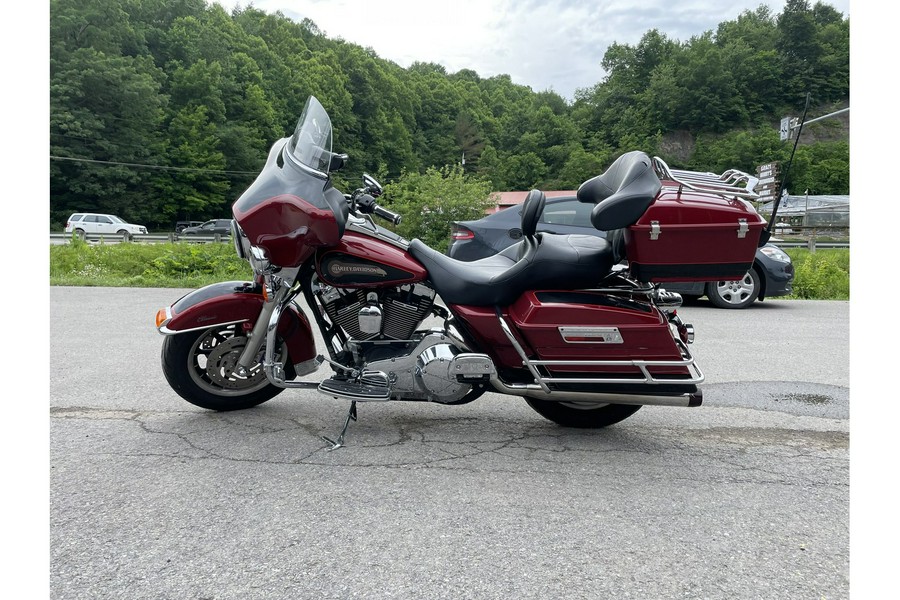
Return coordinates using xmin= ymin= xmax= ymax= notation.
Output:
xmin=155 ymin=308 xmax=169 ymax=328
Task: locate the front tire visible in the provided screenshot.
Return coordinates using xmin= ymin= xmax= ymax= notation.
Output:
xmin=117 ymin=229 xmax=133 ymax=242
xmin=706 ymin=268 xmax=760 ymax=309
xmin=525 ymin=399 xmax=642 ymax=428
xmin=161 ymin=324 xmax=285 ymax=411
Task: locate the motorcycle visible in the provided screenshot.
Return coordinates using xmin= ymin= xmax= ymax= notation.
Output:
xmin=155 ymin=96 xmax=768 ymax=448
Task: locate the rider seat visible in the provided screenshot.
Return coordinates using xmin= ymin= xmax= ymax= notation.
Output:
xmin=409 ymin=190 xmax=615 ymax=307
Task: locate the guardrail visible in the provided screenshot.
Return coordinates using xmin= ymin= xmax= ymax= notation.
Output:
xmin=51 ymin=231 xmax=849 ymax=251
xmin=50 ymin=232 xmax=231 ymax=245
xmin=771 ymin=240 xmax=850 ymax=250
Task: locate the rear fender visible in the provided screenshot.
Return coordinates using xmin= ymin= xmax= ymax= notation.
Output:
xmin=156 ymin=281 xmax=316 ymax=365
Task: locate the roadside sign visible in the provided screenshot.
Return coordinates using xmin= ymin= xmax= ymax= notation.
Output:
xmin=780 ymin=117 xmax=791 ymax=141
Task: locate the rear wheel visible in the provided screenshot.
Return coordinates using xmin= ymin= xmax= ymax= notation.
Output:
xmin=73 ymin=228 xmax=86 ymax=241
xmin=161 ymin=324 xmax=285 ymax=411
xmin=525 ymin=399 xmax=642 ymax=428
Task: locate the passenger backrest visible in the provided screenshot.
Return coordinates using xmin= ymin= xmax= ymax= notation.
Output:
xmin=576 ymin=151 xmax=662 ymax=232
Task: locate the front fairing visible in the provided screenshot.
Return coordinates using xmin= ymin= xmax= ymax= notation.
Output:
xmin=232 ymin=139 xmax=347 ymax=267
xmin=232 ymin=97 xmax=348 ymax=268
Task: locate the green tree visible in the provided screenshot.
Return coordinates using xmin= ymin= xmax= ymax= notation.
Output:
xmin=162 ymin=105 xmax=231 ymax=220
xmin=383 ymin=166 xmax=495 ymax=250
xmin=50 ymin=47 xmax=168 ymax=224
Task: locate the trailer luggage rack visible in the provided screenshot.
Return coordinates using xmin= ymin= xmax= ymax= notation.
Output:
xmin=653 ymin=156 xmax=760 ymax=201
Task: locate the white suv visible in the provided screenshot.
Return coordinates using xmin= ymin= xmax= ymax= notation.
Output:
xmin=65 ymin=213 xmax=148 ymax=240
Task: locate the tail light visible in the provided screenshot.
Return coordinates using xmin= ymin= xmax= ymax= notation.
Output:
xmin=451 ymin=225 xmax=474 ymax=241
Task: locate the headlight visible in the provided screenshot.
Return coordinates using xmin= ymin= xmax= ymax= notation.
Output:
xmin=249 ymin=245 xmax=270 ymax=275
xmin=760 ymin=245 xmax=791 ymax=263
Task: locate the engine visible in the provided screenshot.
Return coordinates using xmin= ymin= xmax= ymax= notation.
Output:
xmin=319 ymin=283 xmax=436 ymax=342
xmin=315 ymin=281 xmax=496 ymax=403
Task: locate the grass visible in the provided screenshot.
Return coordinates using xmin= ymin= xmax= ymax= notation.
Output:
xmin=49 ymin=237 xmax=251 ymax=288
xmin=49 ymin=238 xmax=850 ymax=300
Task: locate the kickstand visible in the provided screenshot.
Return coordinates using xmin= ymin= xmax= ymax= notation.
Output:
xmin=322 ymin=401 xmax=358 ymax=451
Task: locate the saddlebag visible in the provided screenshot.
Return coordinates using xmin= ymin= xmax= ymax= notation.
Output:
xmin=624 ymin=159 xmax=767 ymax=283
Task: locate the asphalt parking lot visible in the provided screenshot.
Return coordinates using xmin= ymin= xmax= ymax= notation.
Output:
xmin=48 ymin=288 xmax=850 ymax=599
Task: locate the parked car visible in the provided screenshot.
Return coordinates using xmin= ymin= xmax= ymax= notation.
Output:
xmin=180 ymin=219 xmax=233 ymax=236
xmin=447 ymin=195 xmax=794 ymax=309
xmin=65 ymin=213 xmax=148 ymax=240
xmin=175 ymin=220 xmax=204 ymax=233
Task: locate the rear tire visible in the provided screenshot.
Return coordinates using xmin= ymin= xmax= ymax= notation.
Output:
xmin=525 ymin=399 xmax=642 ymax=428
xmin=161 ymin=324 xmax=285 ymax=411
xmin=73 ymin=228 xmax=86 ymax=241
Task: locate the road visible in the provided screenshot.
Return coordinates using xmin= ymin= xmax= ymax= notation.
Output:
xmin=49 ymin=287 xmax=849 ymax=599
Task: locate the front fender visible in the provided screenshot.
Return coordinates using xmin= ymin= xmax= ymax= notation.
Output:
xmin=156 ymin=281 xmax=316 ymax=365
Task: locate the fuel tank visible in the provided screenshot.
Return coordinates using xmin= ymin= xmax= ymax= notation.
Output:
xmin=315 ymin=232 xmax=427 ymax=288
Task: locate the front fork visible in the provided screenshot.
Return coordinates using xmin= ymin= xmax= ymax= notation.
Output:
xmin=234 ymin=272 xmax=321 ymax=388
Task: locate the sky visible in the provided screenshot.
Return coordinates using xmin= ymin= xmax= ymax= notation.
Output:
xmin=224 ymin=0 xmax=852 ymax=101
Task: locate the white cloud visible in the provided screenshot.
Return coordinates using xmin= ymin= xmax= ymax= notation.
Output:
xmin=223 ymin=0 xmax=851 ymax=100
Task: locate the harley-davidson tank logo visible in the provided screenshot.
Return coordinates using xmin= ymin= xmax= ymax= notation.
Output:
xmin=327 ymin=260 xmax=388 ymax=278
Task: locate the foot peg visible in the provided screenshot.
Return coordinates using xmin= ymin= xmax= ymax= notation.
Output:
xmin=318 ymin=371 xmax=391 ymax=401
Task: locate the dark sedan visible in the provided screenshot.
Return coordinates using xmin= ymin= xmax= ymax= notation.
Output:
xmin=447 ymin=195 xmax=793 ymax=309
xmin=180 ymin=219 xmax=233 ymax=236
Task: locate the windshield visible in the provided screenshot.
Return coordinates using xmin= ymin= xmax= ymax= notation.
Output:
xmin=285 ymin=96 xmax=333 ymax=176
xmin=110 ymin=215 xmax=125 ymax=224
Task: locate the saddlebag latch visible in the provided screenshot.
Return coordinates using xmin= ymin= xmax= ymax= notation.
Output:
xmin=650 ymin=221 xmax=661 ymax=240
xmin=737 ymin=219 xmax=749 ymax=239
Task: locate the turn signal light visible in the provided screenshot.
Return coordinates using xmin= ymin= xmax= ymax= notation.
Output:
xmin=155 ymin=308 xmax=169 ymax=328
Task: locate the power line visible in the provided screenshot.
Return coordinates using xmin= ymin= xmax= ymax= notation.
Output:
xmin=49 ymin=155 xmax=260 ymax=175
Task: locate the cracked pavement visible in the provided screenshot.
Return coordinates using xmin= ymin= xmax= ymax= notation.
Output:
xmin=49 ymin=288 xmax=849 ymax=599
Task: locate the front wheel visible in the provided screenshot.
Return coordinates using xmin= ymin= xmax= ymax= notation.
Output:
xmin=525 ymin=399 xmax=641 ymax=428
xmin=161 ymin=324 xmax=285 ymax=410
xmin=706 ymin=268 xmax=760 ymax=309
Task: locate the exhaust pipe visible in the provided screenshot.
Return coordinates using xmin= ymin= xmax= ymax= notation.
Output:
xmin=490 ymin=377 xmax=702 ymax=407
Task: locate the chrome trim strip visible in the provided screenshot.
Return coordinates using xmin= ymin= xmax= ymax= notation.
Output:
xmin=346 ymin=219 xmax=411 ymax=250
xmin=558 ymin=326 xmax=624 ymax=344
xmin=157 ymin=319 xmax=248 ymax=336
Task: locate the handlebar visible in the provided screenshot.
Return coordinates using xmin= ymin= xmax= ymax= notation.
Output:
xmin=373 ymin=204 xmax=402 ymax=225
xmin=354 ymin=192 xmax=402 ymax=225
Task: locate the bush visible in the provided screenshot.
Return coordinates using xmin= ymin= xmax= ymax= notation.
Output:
xmin=786 ymin=248 xmax=849 ymax=300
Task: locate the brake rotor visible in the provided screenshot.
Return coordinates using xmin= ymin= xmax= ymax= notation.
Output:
xmin=204 ymin=337 xmax=266 ymax=390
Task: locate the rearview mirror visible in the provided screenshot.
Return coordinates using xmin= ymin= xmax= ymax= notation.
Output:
xmin=329 ymin=153 xmax=348 ymax=172
xmin=363 ymin=173 xmax=383 ymax=197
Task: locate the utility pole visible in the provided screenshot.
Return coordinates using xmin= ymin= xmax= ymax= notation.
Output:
xmin=781 ymin=107 xmax=850 ymax=141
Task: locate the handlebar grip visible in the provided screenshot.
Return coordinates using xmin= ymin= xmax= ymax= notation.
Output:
xmin=373 ymin=204 xmax=402 ymax=225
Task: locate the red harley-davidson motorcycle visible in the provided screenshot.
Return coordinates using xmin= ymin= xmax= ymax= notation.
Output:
xmin=156 ymin=96 xmax=769 ymax=448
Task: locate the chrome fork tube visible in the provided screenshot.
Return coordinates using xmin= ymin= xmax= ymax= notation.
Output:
xmin=235 ymin=284 xmax=290 ymax=375
xmin=262 ymin=285 xmax=324 ymax=388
